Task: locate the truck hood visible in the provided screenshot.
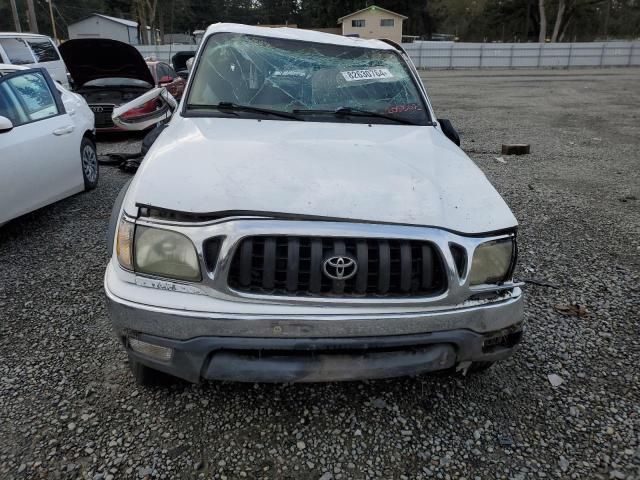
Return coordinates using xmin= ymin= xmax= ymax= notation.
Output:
xmin=125 ymin=118 xmax=517 ymax=234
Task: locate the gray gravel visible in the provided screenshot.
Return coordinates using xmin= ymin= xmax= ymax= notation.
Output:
xmin=1 ymin=68 xmax=639 ymax=480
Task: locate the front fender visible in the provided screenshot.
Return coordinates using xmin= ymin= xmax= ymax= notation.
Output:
xmin=107 ymin=179 xmax=133 ymax=255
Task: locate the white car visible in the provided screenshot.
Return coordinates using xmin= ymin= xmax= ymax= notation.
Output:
xmin=0 ymin=64 xmax=98 ymax=225
xmin=106 ymin=24 xmax=523 ymax=385
xmin=0 ymin=33 xmax=69 ymax=87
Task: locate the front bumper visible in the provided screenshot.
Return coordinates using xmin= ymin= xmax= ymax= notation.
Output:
xmin=105 ymin=267 xmax=524 ymax=383
xmin=118 ymin=327 xmax=523 ymax=383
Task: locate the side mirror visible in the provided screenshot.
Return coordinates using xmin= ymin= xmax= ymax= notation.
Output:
xmin=159 ymin=75 xmax=173 ymax=85
xmin=438 ymin=118 xmax=460 ymax=147
xmin=0 ymin=115 xmax=14 ymax=133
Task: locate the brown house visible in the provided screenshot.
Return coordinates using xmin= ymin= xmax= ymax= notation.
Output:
xmin=338 ymin=5 xmax=407 ymax=44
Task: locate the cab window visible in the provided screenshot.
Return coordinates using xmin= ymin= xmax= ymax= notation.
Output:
xmin=0 ymin=38 xmax=35 ymax=65
xmin=26 ymin=39 xmax=60 ymax=62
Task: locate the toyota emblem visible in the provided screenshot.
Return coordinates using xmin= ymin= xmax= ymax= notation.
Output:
xmin=323 ymin=255 xmax=358 ymax=280
xmin=91 ymin=106 xmax=104 ymax=113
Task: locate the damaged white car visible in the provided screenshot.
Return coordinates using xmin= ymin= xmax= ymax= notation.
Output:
xmin=105 ymin=24 xmax=523 ymax=385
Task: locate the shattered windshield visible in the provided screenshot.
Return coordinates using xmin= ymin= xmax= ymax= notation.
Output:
xmin=186 ymin=33 xmax=430 ymax=125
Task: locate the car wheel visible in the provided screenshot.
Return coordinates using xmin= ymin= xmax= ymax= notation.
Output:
xmin=129 ymin=359 xmax=175 ymax=386
xmin=81 ymin=137 xmax=99 ymax=190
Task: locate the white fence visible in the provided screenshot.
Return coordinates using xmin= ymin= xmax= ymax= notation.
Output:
xmin=136 ymin=41 xmax=640 ymax=70
xmin=402 ymin=41 xmax=640 ymax=69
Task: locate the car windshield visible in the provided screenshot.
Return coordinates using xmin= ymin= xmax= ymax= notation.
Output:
xmin=83 ymin=78 xmax=152 ymax=88
xmin=186 ymin=32 xmax=430 ymax=125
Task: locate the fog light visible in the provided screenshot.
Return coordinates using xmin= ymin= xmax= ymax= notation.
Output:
xmin=129 ymin=337 xmax=173 ymax=361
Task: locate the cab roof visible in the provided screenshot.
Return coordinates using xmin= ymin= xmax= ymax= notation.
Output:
xmin=202 ymin=23 xmax=398 ymax=51
xmin=0 ymin=63 xmax=28 ymax=73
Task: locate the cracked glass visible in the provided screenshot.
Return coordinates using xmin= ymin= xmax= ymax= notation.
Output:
xmin=186 ymin=33 xmax=429 ymax=124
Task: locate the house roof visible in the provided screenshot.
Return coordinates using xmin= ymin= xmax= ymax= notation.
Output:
xmin=338 ymin=5 xmax=408 ymax=24
xmin=73 ymin=13 xmax=138 ymax=28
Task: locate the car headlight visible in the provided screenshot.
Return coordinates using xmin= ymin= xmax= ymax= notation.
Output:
xmin=135 ymin=226 xmax=201 ymax=281
xmin=115 ymin=218 xmax=201 ymax=282
xmin=469 ymin=238 xmax=515 ymax=286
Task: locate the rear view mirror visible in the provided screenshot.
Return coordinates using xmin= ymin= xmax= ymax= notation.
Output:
xmin=438 ymin=118 xmax=460 ymax=147
xmin=0 ymin=115 xmax=14 ymax=133
xmin=112 ymin=87 xmax=178 ymax=131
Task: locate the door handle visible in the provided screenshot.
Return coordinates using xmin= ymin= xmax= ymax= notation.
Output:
xmin=53 ymin=125 xmax=74 ymax=136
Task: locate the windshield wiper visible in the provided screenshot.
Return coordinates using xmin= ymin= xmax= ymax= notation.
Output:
xmin=292 ymin=106 xmax=422 ymax=125
xmin=187 ymin=102 xmax=303 ymax=121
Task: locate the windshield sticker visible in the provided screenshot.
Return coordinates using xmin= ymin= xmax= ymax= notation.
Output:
xmin=341 ymin=68 xmax=394 ymax=82
xmin=272 ymin=70 xmax=307 ymax=77
xmin=386 ymin=103 xmax=423 ymax=114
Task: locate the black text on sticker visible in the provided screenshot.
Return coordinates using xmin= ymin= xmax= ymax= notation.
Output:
xmin=341 ymin=68 xmax=394 ymax=82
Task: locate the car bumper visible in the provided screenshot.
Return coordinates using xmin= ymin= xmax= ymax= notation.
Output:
xmin=96 ymin=126 xmax=125 ymax=133
xmin=105 ymin=268 xmax=524 ymax=383
xmin=117 ymin=327 xmax=523 ymax=383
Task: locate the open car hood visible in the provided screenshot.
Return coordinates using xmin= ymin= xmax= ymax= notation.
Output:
xmin=59 ymin=39 xmax=154 ymax=88
xmin=171 ymin=51 xmax=195 ymax=72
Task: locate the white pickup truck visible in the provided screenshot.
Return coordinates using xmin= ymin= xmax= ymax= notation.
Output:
xmin=105 ymin=23 xmax=523 ymax=385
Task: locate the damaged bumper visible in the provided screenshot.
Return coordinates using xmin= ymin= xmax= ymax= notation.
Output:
xmin=105 ymin=266 xmax=524 ymax=383
xmin=114 ymin=327 xmax=523 ymax=383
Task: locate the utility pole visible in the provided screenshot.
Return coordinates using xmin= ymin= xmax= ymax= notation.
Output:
xmin=524 ymin=0 xmax=531 ymax=41
xmin=9 ymin=0 xmax=22 ymax=32
xmin=603 ymin=0 xmax=611 ymax=39
xmin=47 ymin=0 xmax=57 ymax=41
xmin=26 ymin=0 xmax=39 ymax=33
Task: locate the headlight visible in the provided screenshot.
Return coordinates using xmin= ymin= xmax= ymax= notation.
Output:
xmin=114 ymin=217 xmax=201 ymax=282
xmin=134 ymin=226 xmax=201 ymax=281
xmin=469 ymin=238 xmax=515 ymax=286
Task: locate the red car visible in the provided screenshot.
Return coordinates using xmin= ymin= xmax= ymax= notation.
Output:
xmin=60 ymin=39 xmax=165 ymax=132
xmin=146 ymin=61 xmax=186 ymax=100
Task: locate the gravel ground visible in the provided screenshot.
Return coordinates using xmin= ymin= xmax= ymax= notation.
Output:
xmin=1 ymin=68 xmax=639 ymax=480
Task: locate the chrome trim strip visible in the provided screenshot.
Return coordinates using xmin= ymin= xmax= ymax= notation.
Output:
xmin=125 ymin=218 xmax=517 ymax=308
xmin=105 ymin=282 xmax=523 ymax=339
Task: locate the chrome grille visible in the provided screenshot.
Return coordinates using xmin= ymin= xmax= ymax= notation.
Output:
xmin=226 ymin=236 xmax=446 ymax=298
xmin=90 ymin=104 xmax=114 ymax=128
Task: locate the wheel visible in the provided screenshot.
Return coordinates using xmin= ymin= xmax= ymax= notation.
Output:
xmin=80 ymin=137 xmax=99 ymax=190
xmin=129 ymin=359 xmax=175 ymax=386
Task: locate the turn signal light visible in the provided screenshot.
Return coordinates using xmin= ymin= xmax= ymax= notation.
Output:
xmin=129 ymin=337 xmax=173 ymax=362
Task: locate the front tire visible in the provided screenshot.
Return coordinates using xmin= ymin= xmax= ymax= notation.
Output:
xmin=81 ymin=137 xmax=99 ymax=190
xmin=129 ymin=359 xmax=175 ymax=386
xmin=468 ymin=361 xmax=495 ymax=373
